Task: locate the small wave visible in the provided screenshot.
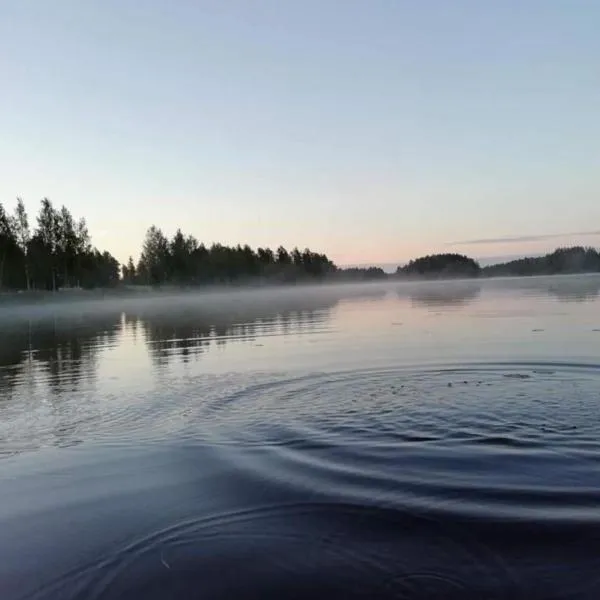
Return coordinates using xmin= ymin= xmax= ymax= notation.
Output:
xmin=19 ymin=502 xmax=523 ymax=600
xmin=4 ymin=360 xmax=600 ymax=598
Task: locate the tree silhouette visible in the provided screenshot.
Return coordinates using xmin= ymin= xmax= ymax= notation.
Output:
xmin=122 ymin=256 xmax=137 ymax=283
xmin=4 ymin=196 xmax=598 ymax=294
xmin=397 ymin=254 xmax=481 ymax=278
xmin=482 ymin=247 xmax=600 ymax=277
xmin=13 ymin=198 xmax=31 ymax=290
xmin=0 ymin=198 xmax=120 ymax=291
xmin=0 ymin=202 xmax=22 ymax=289
xmin=127 ymin=225 xmax=337 ymax=287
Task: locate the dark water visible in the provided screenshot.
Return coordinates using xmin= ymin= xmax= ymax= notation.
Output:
xmin=2 ymin=276 xmax=600 ymax=599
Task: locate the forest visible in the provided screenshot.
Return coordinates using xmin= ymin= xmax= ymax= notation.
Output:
xmin=481 ymin=247 xmax=600 ymax=277
xmin=2 ymin=198 xmax=600 ymax=292
xmin=125 ymin=225 xmax=337 ymax=286
xmin=396 ymin=248 xmax=600 ymax=279
xmin=0 ymin=198 xmax=120 ymax=291
xmin=0 ymin=198 xmax=340 ymax=291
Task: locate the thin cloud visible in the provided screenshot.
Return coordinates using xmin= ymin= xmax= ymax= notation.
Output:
xmin=448 ymin=231 xmax=600 ymax=246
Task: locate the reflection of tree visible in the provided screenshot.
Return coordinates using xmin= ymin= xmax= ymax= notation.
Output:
xmin=542 ymin=278 xmax=600 ymax=303
xmin=137 ymin=315 xmax=213 ymax=366
xmin=403 ymin=282 xmax=482 ymax=308
xmin=504 ymin=275 xmax=600 ymax=304
xmin=133 ymin=291 xmax=346 ymax=366
xmin=0 ymin=312 xmax=122 ymax=393
xmin=0 ymin=284 xmax=393 ymax=388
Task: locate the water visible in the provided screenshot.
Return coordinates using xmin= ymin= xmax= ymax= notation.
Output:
xmin=1 ymin=276 xmax=600 ymax=599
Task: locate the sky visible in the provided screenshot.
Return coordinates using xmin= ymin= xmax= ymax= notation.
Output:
xmin=1 ymin=1 xmax=599 ymax=267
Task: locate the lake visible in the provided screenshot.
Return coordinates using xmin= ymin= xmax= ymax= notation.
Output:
xmin=1 ymin=275 xmax=600 ymax=599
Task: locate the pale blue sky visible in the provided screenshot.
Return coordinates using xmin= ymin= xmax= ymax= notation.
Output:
xmin=1 ymin=1 xmax=599 ymax=265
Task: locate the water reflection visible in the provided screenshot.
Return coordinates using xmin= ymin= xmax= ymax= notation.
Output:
xmin=135 ymin=294 xmax=339 ymax=366
xmin=403 ymin=282 xmax=482 ymax=308
xmin=544 ymin=277 xmax=600 ymax=303
xmin=1 ymin=277 xmax=600 ymax=394
xmin=490 ymin=274 xmax=600 ymax=304
xmin=0 ymin=314 xmax=121 ymax=395
xmin=3 ymin=279 xmax=600 ymax=599
xmin=0 ymin=288 xmax=356 ymax=390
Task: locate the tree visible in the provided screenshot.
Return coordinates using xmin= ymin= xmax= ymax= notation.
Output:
xmin=169 ymin=228 xmax=200 ymax=284
xmin=291 ymin=247 xmax=303 ymax=267
xmin=0 ymin=202 xmax=20 ymax=289
xmin=276 ymin=246 xmax=291 ymax=265
xmin=31 ymin=198 xmax=60 ymax=290
xmin=55 ymin=205 xmax=77 ymax=288
xmin=257 ymin=247 xmax=274 ymax=266
xmin=13 ymin=198 xmax=31 ymax=290
xmin=122 ymin=256 xmax=137 ymax=284
xmin=71 ymin=218 xmax=91 ymax=287
xmin=138 ymin=225 xmax=170 ymax=285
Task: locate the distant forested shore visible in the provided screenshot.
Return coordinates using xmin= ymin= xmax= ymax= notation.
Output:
xmin=1 ymin=197 xmax=600 ymax=293
xmin=394 ymin=247 xmax=600 ymax=279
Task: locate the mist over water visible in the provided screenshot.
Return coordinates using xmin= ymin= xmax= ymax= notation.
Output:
xmin=2 ymin=276 xmax=600 ymax=599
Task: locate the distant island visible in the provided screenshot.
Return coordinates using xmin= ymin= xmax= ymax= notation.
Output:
xmin=1 ymin=197 xmax=600 ymax=293
xmin=396 ymin=253 xmax=480 ymax=279
xmin=395 ymin=247 xmax=600 ymax=279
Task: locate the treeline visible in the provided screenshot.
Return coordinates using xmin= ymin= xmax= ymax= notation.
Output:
xmin=394 ymin=247 xmax=600 ymax=279
xmin=396 ymin=253 xmax=481 ymax=278
xmin=123 ymin=225 xmax=338 ymax=286
xmin=4 ymin=197 xmax=599 ymax=293
xmin=0 ymin=199 xmax=120 ymax=291
xmin=482 ymin=247 xmax=600 ymax=277
xmin=1 ymin=197 xmax=374 ymax=292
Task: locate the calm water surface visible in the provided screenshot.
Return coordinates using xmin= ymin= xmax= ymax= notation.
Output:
xmin=1 ymin=276 xmax=600 ymax=599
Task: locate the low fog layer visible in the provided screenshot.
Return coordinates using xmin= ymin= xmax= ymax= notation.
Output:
xmin=1 ymin=274 xmax=599 ymax=327
xmin=0 ymin=282 xmax=390 ymax=324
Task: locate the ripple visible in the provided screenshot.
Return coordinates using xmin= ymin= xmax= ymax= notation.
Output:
xmin=21 ymin=502 xmax=524 ymax=600
xmin=193 ymin=362 xmax=600 ymax=523
xmin=199 ymin=361 xmax=600 ymax=448
xmin=4 ymin=361 xmax=600 ymax=598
